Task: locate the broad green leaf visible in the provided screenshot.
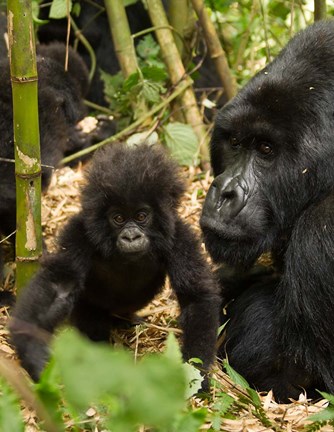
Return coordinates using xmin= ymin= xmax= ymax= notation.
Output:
xmin=137 ymin=35 xmax=161 ymax=60
xmin=142 ymin=65 xmax=168 ymax=82
xmin=141 ymin=81 xmax=161 ymax=104
xmin=163 ymin=332 xmax=183 ymax=363
xmin=123 ymin=72 xmax=140 ymax=92
xmin=49 ymin=0 xmax=72 ymax=19
xmin=53 ymin=330 xmax=186 ymax=429
xmin=163 ymin=122 xmax=199 ymax=167
xmin=0 ymin=377 xmax=24 ymax=432
xmin=183 ymin=362 xmax=203 ymax=398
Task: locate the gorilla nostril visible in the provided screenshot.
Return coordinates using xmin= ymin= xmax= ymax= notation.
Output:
xmin=121 ymin=232 xmax=142 ymax=242
xmin=221 ymin=190 xmax=236 ymax=200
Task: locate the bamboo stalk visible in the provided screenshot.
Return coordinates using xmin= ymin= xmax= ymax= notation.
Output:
xmin=7 ymin=1 xmax=42 ymax=293
xmin=190 ymin=0 xmax=237 ymax=100
xmin=314 ymin=0 xmax=327 ymax=20
xmin=103 ymin=0 xmax=138 ymax=77
xmin=104 ymin=0 xmax=147 ymax=118
xmin=146 ymin=0 xmax=209 ymax=163
xmin=168 ymin=0 xmax=189 ymax=56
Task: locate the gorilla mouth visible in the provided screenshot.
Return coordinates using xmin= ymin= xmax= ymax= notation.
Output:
xmin=200 ymin=214 xmax=252 ymax=241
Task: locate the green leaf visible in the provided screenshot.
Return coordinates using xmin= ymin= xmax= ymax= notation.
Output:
xmin=137 ymin=35 xmax=161 ymax=60
xmin=172 ymin=408 xmax=207 ymax=432
xmin=163 ymin=122 xmax=199 ymax=167
xmin=246 ymin=387 xmax=261 ymax=408
xmin=164 ymin=333 xmax=183 ymax=363
xmin=183 ymin=363 xmax=203 ymax=398
xmin=49 ymin=0 xmax=72 ymax=19
xmin=142 ymin=65 xmax=168 ymax=82
xmin=224 ymin=360 xmax=250 ymax=389
xmin=53 ymin=330 xmax=186 ymax=429
xmin=123 ymin=72 xmax=140 ymax=92
xmin=317 ymin=390 xmax=334 ymax=406
xmin=307 ymin=407 xmax=334 ymax=423
xmin=141 ymin=81 xmax=162 ymax=104
xmin=34 ymin=358 xmax=65 ymax=430
xmin=32 ymin=0 xmax=49 ymax=24
xmin=0 ymin=377 xmax=24 ymax=432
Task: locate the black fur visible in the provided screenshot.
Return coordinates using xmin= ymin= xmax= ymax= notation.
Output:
xmin=200 ymin=21 xmax=334 ymax=402
xmin=10 ymin=143 xmax=221 ymax=382
xmin=0 ymin=43 xmax=88 ymax=280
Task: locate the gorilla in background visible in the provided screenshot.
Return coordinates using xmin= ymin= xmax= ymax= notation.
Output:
xmin=9 ymin=143 xmax=221 ymax=384
xmin=0 ymin=42 xmax=114 ymax=289
xmin=200 ymin=21 xmax=334 ymax=403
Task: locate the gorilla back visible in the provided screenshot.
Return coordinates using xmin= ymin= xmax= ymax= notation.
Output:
xmin=201 ymin=21 xmax=334 ymax=402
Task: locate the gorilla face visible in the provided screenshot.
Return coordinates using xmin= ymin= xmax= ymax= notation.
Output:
xmin=200 ymin=52 xmax=334 ymax=268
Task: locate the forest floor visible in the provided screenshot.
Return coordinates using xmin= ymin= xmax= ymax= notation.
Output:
xmin=0 ymin=154 xmax=331 ymax=431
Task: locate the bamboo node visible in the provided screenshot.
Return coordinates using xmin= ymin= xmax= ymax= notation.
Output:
xmin=11 ymin=75 xmax=38 ymax=83
xmin=16 ymin=171 xmax=42 ymax=180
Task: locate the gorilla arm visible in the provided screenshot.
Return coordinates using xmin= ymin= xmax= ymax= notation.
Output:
xmin=9 ymin=214 xmax=93 ymax=380
xmin=166 ymin=219 xmax=221 ymax=373
xmin=276 ymin=195 xmax=334 ymax=395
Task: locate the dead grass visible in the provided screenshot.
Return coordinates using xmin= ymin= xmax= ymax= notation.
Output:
xmin=0 ymin=157 xmax=331 ymax=431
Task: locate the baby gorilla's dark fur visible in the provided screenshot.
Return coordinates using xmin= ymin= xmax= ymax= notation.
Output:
xmin=10 ymin=143 xmax=221 ymax=382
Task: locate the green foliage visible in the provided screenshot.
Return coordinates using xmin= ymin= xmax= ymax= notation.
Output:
xmin=163 ymin=122 xmax=199 ymax=167
xmin=223 ymin=360 xmax=273 ymax=428
xmin=305 ymin=391 xmax=334 ymax=431
xmin=0 ymin=377 xmax=24 ymax=432
xmin=100 ymin=35 xmax=168 ymax=122
xmin=34 ymin=358 xmax=65 ymax=430
xmin=49 ymin=0 xmax=72 ymax=19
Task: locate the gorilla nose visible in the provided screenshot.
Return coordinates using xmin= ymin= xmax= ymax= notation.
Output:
xmin=210 ymin=174 xmax=248 ymax=218
xmin=120 ymin=230 xmax=143 ymax=243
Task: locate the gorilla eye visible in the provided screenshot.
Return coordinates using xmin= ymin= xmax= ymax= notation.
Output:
xmin=135 ymin=212 xmax=147 ymax=223
xmin=113 ymin=214 xmax=125 ymax=225
xmin=229 ymin=136 xmax=239 ymax=147
xmin=257 ymin=142 xmax=273 ymax=156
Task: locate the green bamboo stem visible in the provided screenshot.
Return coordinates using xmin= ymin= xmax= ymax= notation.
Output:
xmin=190 ymin=0 xmax=237 ymax=100
xmin=314 ymin=0 xmax=327 ymax=20
xmin=104 ymin=0 xmax=147 ymax=118
xmin=104 ymin=0 xmax=138 ymax=76
xmin=168 ymin=0 xmax=189 ymax=56
xmin=7 ymin=1 xmax=42 ymax=293
xmin=146 ymin=0 xmax=209 ymax=163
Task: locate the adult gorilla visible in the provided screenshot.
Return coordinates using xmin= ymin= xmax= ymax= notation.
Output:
xmin=200 ymin=21 xmax=334 ymax=402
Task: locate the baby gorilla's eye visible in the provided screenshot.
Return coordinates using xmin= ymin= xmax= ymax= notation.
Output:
xmin=257 ymin=142 xmax=273 ymax=156
xmin=114 ymin=214 xmax=125 ymax=225
xmin=229 ymin=136 xmax=239 ymax=147
xmin=135 ymin=212 xmax=147 ymax=222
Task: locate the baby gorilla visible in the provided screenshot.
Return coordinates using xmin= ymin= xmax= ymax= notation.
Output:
xmin=10 ymin=143 xmax=221 ymax=382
